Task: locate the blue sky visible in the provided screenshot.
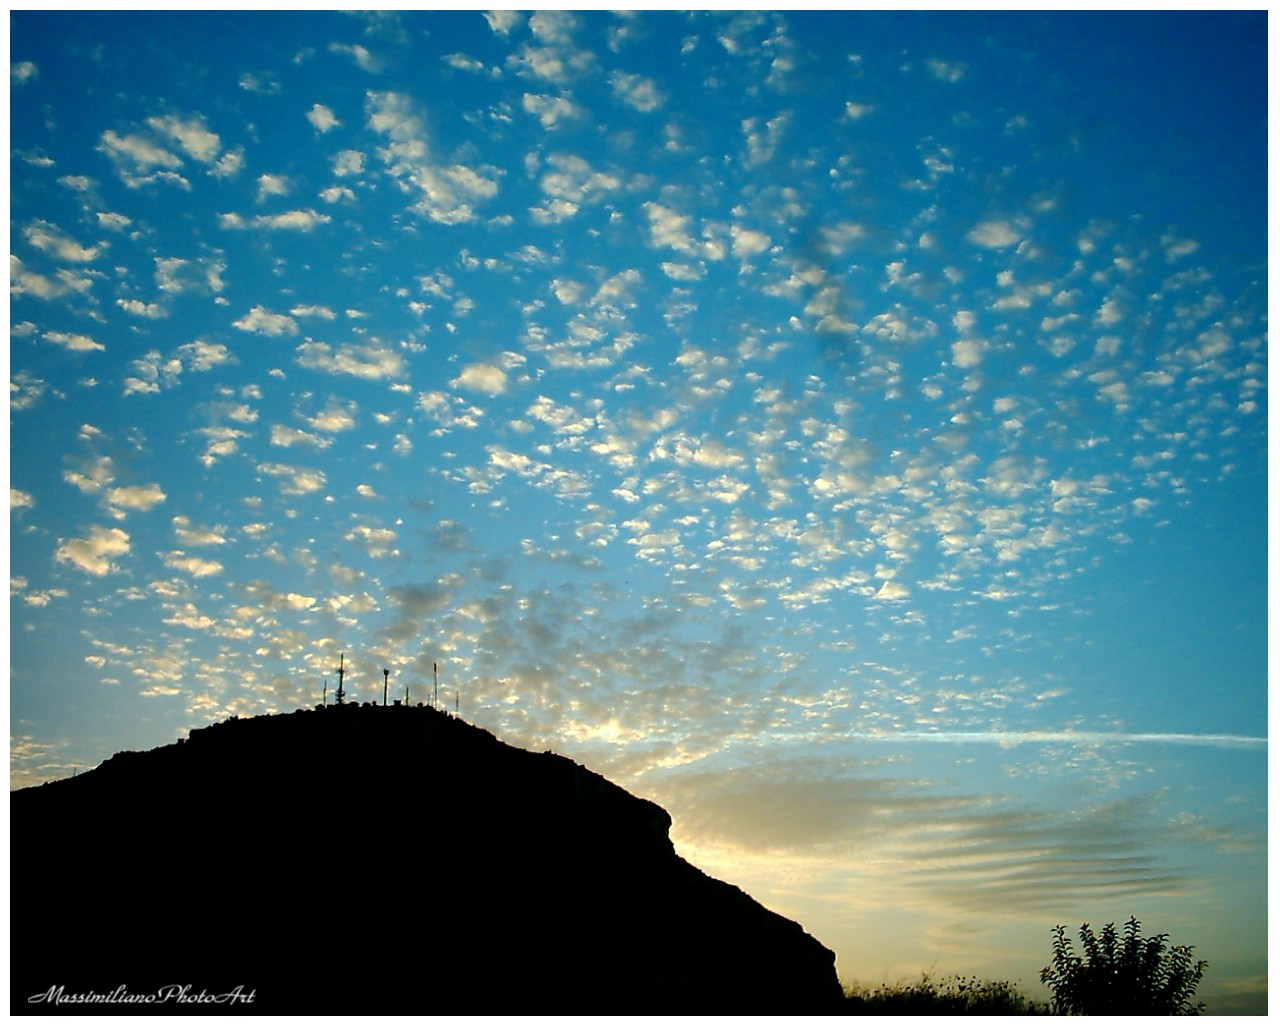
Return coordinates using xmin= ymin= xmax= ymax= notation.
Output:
xmin=9 ymin=11 xmax=1267 ymax=1010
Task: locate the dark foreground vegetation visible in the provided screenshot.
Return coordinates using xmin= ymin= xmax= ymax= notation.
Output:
xmin=842 ymin=916 xmax=1207 ymax=1015
xmin=1041 ymin=918 xmax=1207 ymax=1015
xmin=844 ymin=974 xmax=1049 ymax=1014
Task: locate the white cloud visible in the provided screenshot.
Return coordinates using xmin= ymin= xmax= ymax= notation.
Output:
xmin=303 ymin=400 xmax=358 ymax=433
xmin=818 ymin=222 xmax=864 ymax=256
xmin=530 ymin=198 xmax=579 ymax=224
xmin=291 ymin=305 xmax=337 ymax=321
xmin=125 ymin=342 xmax=230 ymax=395
xmin=256 ymin=174 xmax=291 ymax=201
xmin=444 ymin=52 xmax=489 ymax=75
xmin=12 ymin=61 xmax=38 ymax=84
xmin=591 ymin=269 xmax=640 ymax=308
xmin=259 ymin=462 xmax=327 ymax=496
xmin=155 ymin=256 xmax=226 ymax=295
xmin=418 ymin=390 xmax=481 ymax=431
xmin=661 ymin=262 xmax=704 ymax=282
xmin=97 ymin=129 xmax=185 ymax=188
xmin=609 ymin=70 xmax=663 ymax=112
xmin=270 ymin=424 xmax=332 ymax=450
xmin=329 ymin=42 xmax=382 ymax=74
xmin=927 ymin=59 xmax=967 ymax=83
xmin=97 ymin=211 xmax=133 ymax=232
xmin=172 ymin=516 xmax=226 ymax=547
xmin=232 ymin=306 xmax=298 ymax=336
xmin=333 ymin=150 xmax=365 ymax=177
xmin=453 ymin=362 xmax=509 ymax=396
xmin=951 ymin=339 xmax=987 ymax=369
xmin=528 ymin=10 xmax=578 ymax=45
xmin=55 ymin=525 xmax=131 ymax=576
xmin=968 ymin=220 xmax=1023 ymax=248
xmin=522 ymin=92 xmax=583 ymax=129
xmin=106 ymin=483 xmax=167 ymax=513
xmin=49 ymin=172 xmax=90 ymax=192
xmin=550 ymin=278 xmax=587 ymax=305
xmin=366 ymin=91 xmax=500 ymax=223
xmin=875 ymin=579 xmax=910 ymax=600
xmin=117 ymin=298 xmax=166 ymax=319
xmin=345 ymin=524 xmax=399 ymax=558
xmin=1161 ymin=231 xmax=1200 ymax=262
xmin=221 ymin=209 xmax=331 ymax=231
xmin=506 ymin=21 xmax=594 ymax=84
xmin=239 ymin=72 xmax=280 ymax=95
xmin=63 ymin=450 xmax=115 ymax=494
xmin=1095 ymin=295 xmax=1125 ymax=325
xmin=11 ymin=488 xmax=35 ymax=510
xmin=296 ymin=340 xmax=406 ymax=380
xmin=485 ymin=10 xmax=522 ymax=35
xmin=677 ymin=436 xmax=746 ymax=470
xmin=643 ymin=202 xmax=695 ymax=254
xmin=177 ymin=340 xmax=233 ymax=372
xmin=731 ymin=224 xmax=771 ymax=260
xmin=147 ymin=113 xmax=221 ymax=164
xmin=45 ymin=331 xmax=105 ymax=353
xmin=163 ymin=603 xmax=217 ymax=631
xmin=537 ymin=154 xmax=621 ymax=219
xmin=24 ymin=221 xmax=103 ymax=263
xmin=213 ymin=148 xmax=244 ymax=179
xmin=163 ymin=552 xmax=224 ymax=578
xmin=96 ymin=112 xmax=229 ymax=188
xmin=742 ymin=113 xmax=790 ymax=165
xmin=307 ymin=103 xmax=339 ymax=132
xmin=10 ymin=257 xmax=91 ymax=300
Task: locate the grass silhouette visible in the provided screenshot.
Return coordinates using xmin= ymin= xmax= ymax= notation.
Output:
xmin=843 ymin=973 xmax=1050 ymax=1015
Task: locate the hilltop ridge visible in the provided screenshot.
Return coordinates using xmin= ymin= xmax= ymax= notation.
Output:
xmin=13 ymin=705 xmax=843 ymax=1014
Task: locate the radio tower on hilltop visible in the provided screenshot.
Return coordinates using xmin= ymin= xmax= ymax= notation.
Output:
xmin=335 ymin=653 xmax=347 ymax=706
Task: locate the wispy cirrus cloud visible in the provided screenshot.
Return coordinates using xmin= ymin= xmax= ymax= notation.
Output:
xmin=851 ymin=730 xmax=1266 ymax=750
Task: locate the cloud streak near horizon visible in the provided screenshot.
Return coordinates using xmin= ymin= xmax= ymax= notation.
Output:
xmin=846 ymin=731 xmax=1266 ymax=749
xmin=10 ymin=10 xmax=1266 ymax=1012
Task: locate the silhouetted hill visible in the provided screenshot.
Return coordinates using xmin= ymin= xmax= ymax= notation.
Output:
xmin=13 ymin=705 xmax=843 ymax=1014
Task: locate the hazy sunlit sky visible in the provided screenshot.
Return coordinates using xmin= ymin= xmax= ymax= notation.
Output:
xmin=9 ymin=10 xmax=1267 ymax=1011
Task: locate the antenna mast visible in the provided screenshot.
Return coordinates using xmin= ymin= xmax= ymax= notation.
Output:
xmin=336 ymin=653 xmax=346 ymax=706
xmin=433 ymin=662 xmax=438 ymax=709
xmin=383 ymin=667 xmax=390 ymax=707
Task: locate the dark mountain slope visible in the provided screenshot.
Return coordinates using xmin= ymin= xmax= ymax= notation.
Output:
xmin=13 ymin=705 xmax=843 ymax=1013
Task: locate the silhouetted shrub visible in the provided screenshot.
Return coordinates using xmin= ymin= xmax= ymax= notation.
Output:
xmin=1040 ymin=917 xmax=1206 ymax=1015
xmin=844 ymin=973 xmax=1047 ymax=1014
